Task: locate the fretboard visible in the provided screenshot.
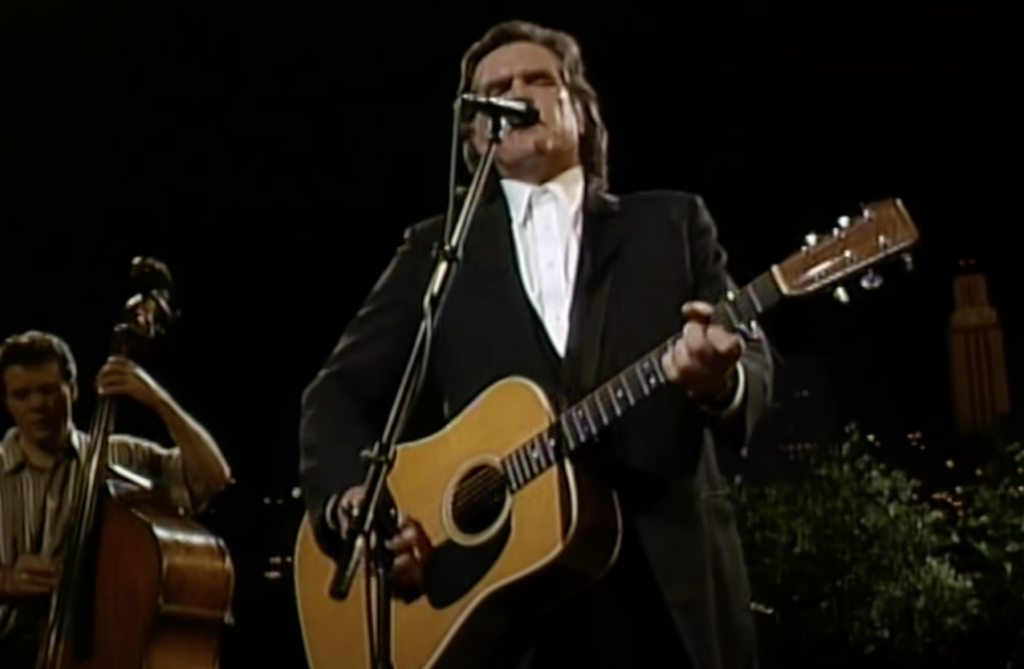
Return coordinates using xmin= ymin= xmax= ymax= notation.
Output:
xmin=499 ymin=270 xmax=781 ymax=491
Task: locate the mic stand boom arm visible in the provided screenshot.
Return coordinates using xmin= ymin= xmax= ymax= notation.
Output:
xmin=326 ymin=112 xmax=508 ymax=669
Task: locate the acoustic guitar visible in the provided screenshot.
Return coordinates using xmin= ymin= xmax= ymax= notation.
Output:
xmin=294 ymin=198 xmax=920 ymax=669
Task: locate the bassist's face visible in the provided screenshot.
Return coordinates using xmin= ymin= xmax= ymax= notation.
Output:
xmin=3 ymin=361 xmax=74 ymax=452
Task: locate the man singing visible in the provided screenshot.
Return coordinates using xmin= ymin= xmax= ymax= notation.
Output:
xmin=0 ymin=330 xmax=231 ymax=666
xmin=300 ymin=20 xmax=772 ymax=669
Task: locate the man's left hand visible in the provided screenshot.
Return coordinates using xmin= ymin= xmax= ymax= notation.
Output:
xmin=661 ymin=301 xmax=743 ymax=399
xmin=96 ymin=356 xmax=168 ymax=409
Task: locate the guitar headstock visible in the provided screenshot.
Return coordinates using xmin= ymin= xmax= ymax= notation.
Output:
xmin=770 ymin=198 xmax=920 ymax=298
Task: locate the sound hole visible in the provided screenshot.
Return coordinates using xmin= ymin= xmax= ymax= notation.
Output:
xmin=451 ymin=464 xmax=508 ymax=536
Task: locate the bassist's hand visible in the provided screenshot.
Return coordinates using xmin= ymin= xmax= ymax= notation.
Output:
xmin=0 ymin=554 xmax=58 ymax=598
xmin=332 ymin=486 xmax=433 ymax=602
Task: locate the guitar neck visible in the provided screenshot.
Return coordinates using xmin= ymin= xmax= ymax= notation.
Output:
xmin=499 ymin=270 xmax=783 ymax=491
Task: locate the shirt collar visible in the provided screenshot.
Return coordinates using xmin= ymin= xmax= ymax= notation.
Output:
xmin=500 ymin=165 xmax=585 ymax=228
xmin=0 ymin=425 xmax=83 ymax=475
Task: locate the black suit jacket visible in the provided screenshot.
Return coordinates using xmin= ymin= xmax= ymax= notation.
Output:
xmin=299 ymin=184 xmax=772 ymax=669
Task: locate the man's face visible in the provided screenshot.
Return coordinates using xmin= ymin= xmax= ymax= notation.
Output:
xmin=470 ymin=41 xmax=583 ymax=183
xmin=3 ymin=361 xmax=74 ymax=451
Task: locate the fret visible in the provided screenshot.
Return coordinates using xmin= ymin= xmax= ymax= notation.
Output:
xmin=612 ymin=377 xmax=634 ymax=407
xmin=634 ymin=364 xmax=650 ymax=396
xmin=509 ymin=451 xmax=525 ymax=487
xmin=606 ymin=384 xmax=622 ymax=416
xmin=543 ymin=431 xmax=559 ymax=462
xmin=527 ymin=437 xmax=548 ymax=470
xmin=650 ymin=351 xmax=668 ymax=384
xmin=517 ymin=446 xmax=534 ymax=480
xmin=560 ymin=421 xmax=577 ymax=452
xmin=592 ymin=393 xmax=610 ymax=426
xmin=568 ymin=408 xmax=587 ymax=444
xmin=621 ymin=374 xmax=636 ymax=405
xmin=579 ymin=402 xmax=598 ymax=435
xmin=501 ymin=458 xmax=520 ymax=491
xmin=640 ymin=353 xmax=666 ymax=388
xmin=622 ymin=372 xmax=638 ymax=403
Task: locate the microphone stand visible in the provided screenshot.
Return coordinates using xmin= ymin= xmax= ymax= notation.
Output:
xmin=328 ymin=110 xmax=509 ymax=669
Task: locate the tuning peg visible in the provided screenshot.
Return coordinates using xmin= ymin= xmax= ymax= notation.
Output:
xmin=901 ymin=252 xmax=914 ymax=272
xmin=837 ymin=216 xmax=851 ymax=228
xmin=804 ymin=233 xmax=818 ymax=246
xmin=860 ymin=269 xmax=884 ymax=290
xmin=833 ymin=286 xmax=850 ymax=304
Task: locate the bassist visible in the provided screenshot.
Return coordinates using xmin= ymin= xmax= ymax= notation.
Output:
xmin=0 ymin=330 xmax=231 ymax=667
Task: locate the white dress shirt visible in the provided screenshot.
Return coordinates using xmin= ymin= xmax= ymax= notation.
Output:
xmin=499 ymin=166 xmax=585 ymax=357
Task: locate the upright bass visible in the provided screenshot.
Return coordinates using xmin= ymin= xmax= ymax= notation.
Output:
xmin=35 ymin=257 xmax=235 ymax=669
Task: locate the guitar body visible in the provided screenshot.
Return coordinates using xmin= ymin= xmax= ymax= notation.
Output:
xmin=295 ymin=376 xmax=623 ymax=669
xmin=50 ymin=481 xmax=235 ymax=669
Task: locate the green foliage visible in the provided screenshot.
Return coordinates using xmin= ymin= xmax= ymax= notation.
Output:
xmin=951 ymin=437 xmax=1024 ymax=665
xmin=738 ymin=426 xmax=982 ymax=663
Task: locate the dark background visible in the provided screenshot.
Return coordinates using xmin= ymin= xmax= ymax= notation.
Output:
xmin=1 ymin=1 xmax=1017 ymax=665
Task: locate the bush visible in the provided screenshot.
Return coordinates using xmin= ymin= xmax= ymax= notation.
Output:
xmin=950 ymin=437 xmax=1024 ymax=666
xmin=737 ymin=426 xmax=981 ymax=666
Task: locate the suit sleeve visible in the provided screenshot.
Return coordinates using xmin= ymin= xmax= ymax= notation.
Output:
xmin=685 ymin=195 xmax=773 ymax=449
xmin=299 ymin=220 xmax=440 ymax=556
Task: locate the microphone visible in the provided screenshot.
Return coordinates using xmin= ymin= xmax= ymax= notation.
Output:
xmin=459 ymin=93 xmax=539 ymax=128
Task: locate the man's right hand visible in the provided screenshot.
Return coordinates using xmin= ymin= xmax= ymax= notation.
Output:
xmin=0 ymin=555 xmax=59 ymax=598
xmin=331 ymin=486 xmax=433 ymax=602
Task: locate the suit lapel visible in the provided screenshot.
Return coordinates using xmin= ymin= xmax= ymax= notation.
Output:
xmin=562 ymin=188 xmax=626 ymax=402
xmin=471 ymin=188 xmax=564 ymax=390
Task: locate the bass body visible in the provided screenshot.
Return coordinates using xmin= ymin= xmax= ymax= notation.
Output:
xmin=46 ymin=479 xmax=235 ymax=669
xmin=295 ymin=376 xmax=622 ymax=669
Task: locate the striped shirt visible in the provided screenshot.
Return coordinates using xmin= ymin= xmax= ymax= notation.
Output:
xmin=0 ymin=426 xmax=192 ymax=642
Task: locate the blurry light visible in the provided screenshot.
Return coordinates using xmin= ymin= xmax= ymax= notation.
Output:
xmin=867 ymin=434 xmax=876 ymax=442
xmin=946 ymin=460 xmax=955 ymax=469
xmin=269 ymin=556 xmax=283 ymax=565
xmin=976 ymin=469 xmax=984 ymax=477
xmin=264 ymin=571 xmax=282 ymax=580
xmin=263 ymin=497 xmax=271 ymax=505
xmin=292 ymin=487 xmax=302 ymax=499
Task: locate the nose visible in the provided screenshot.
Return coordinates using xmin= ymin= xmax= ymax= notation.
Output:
xmin=507 ymin=77 xmax=529 ymax=100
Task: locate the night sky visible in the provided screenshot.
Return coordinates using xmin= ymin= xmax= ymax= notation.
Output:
xmin=1 ymin=2 xmax=1016 ymax=665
